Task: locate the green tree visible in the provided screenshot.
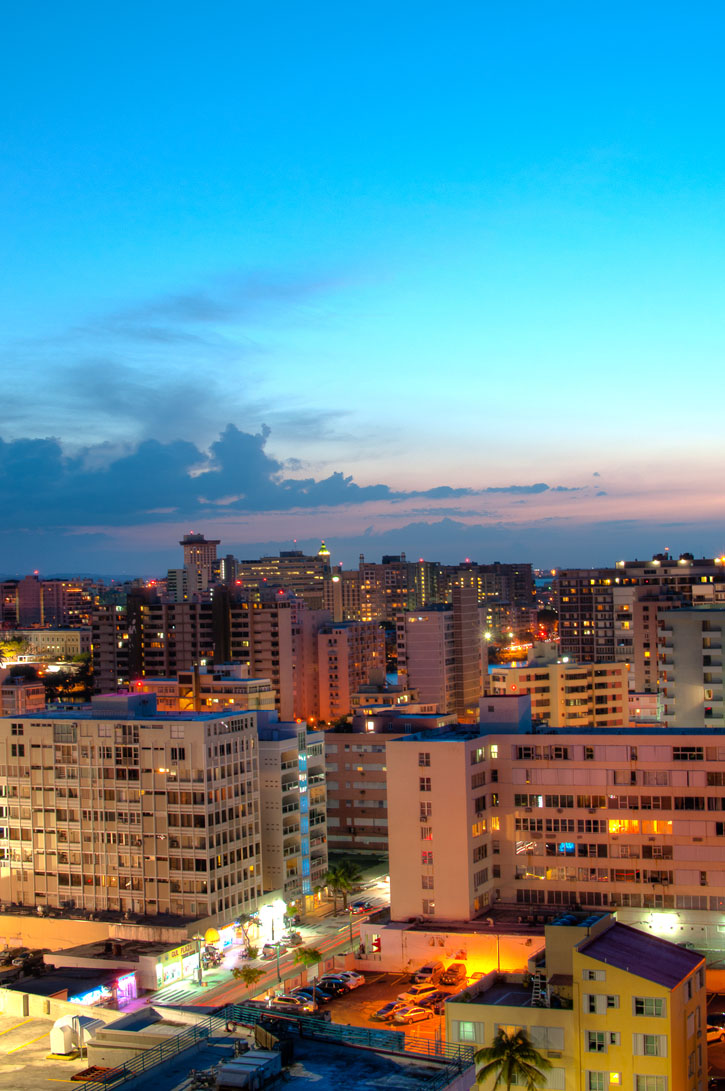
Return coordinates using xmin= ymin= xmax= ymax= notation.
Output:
xmin=231 ymin=965 xmax=265 ymax=996
xmin=294 ymin=946 xmax=323 ymax=1004
xmin=474 ymin=1028 xmax=552 ymax=1091
xmin=324 ymin=859 xmax=362 ymax=911
xmin=0 ymin=638 xmax=28 ymax=665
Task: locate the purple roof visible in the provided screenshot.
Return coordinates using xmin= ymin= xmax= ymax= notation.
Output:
xmin=577 ymin=922 xmax=703 ymax=988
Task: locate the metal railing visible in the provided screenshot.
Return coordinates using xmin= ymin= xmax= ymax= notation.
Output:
xmin=78 ymin=1014 xmax=222 ymax=1090
xmin=75 ymin=1004 xmax=474 ymax=1091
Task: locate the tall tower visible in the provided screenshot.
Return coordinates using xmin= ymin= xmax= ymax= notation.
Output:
xmin=179 ymin=532 xmax=220 ymax=595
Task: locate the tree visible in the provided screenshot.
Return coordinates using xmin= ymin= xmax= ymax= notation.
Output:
xmin=231 ymin=965 xmax=265 ymax=996
xmin=324 ymin=859 xmax=362 ymax=911
xmin=294 ymin=946 xmax=323 ymax=1004
xmin=474 ymin=1028 xmax=552 ymax=1091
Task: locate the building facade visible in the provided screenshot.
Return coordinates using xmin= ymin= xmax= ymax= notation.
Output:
xmin=0 ymin=694 xmax=262 ymax=925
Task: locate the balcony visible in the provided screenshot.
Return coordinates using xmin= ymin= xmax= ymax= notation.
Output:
xmin=281 ymin=779 xmax=299 ymax=794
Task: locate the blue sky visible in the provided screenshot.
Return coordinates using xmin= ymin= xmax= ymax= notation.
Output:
xmin=2 ymin=2 xmax=725 ymax=574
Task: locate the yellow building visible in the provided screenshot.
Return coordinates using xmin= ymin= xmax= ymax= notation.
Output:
xmin=446 ymin=911 xmax=706 ymax=1091
xmin=490 ymin=645 xmax=627 ymax=729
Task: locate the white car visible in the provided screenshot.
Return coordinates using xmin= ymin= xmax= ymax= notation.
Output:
xmin=397 ymin=982 xmax=439 ymax=1004
xmin=707 ymin=1024 xmax=725 ymax=1044
xmin=336 ymin=971 xmax=365 ymax=989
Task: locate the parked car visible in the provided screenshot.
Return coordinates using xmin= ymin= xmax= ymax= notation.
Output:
xmin=291 ymin=986 xmax=334 ymax=1005
xmin=419 ymin=990 xmax=450 ymax=1009
xmin=350 ymin=900 xmax=374 ymax=913
xmin=269 ymin=993 xmax=317 ymax=1013
xmin=440 ymin=962 xmax=467 ymax=987
xmin=412 ymin=960 xmax=444 ymax=984
xmin=282 ymin=931 xmax=303 ymax=946
xmin=398 ymin=982 xmax=439 ymax=1003
xmin=707 ymin=1025 xmax=725 ymax=1044
xmin=335 ymin=971 xmax=365 ymax=989
xmin=318 ymin=976 xmax=351 ymax=995
xmin=393 ymin=1005 xmax=433 ymax=1025
xmin=371 ymin=1000 xmax=407 ymax=1022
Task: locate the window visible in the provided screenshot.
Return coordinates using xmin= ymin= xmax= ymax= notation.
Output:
xmin=10 ymin=724 xmax=23 ymax=736
xmin=10 ymin=744 xmax=24 ymax=758
xmin=634 ymin=1078 xmax=666 ymax=1091
xmin=170 ymin=747 xmax=185 ymax=761
xmin=419 ymin=777 xmax=431 ymax=792
xmin=420 ymin=802 xmax=432 ymax=820
xmin=420 ymin=827 xmax=432 ymax=840
xmin=586 ymin=1031 xmax=606 ymax=1052
xmin=633 ymin=1033 xmax=666 ymax=1057
xmin=456 ymin=1021 xmax=479 ymax=1042
xmin=633 ymin=997 xmax=665 ymax=1017
xmin=421 ymin=851 xmax=433 ymax=865
xmin=422 ymin=898 xmax=435 ymax=914
xmin=418 ymin=752 xmax=430 ymax=767
xmin=583 ymin=969 xmax=605 ymax=981
xmin=586 ymin=1074 xmax=605 ymax=1091
xmin=422 ymin=875 xmax=434 ymax=889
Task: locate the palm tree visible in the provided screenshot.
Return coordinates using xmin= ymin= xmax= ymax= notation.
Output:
xmin=324 ymin=859 xmax=362 ymax=911
xmin=294 ymin=946 xmax=323 ymax=1006
xmin=474 ymin=1028 xmax=552 ymax=1091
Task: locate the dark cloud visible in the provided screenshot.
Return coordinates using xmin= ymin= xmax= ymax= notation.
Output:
xmin=0 ymin=425 xmax=587 ymax=533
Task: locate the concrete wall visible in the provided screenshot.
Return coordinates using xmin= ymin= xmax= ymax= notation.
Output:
xmin=0 ymin=914 xmax=190 ymax=953
xmin=0 ymin=985 xmax=122 ymax=1025
xmin=356 ymin=921 xmax=543 ymax=975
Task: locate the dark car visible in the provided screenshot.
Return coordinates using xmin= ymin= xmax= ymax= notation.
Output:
xmin=372 ymin=1000 xmax=407 ymax=1022
xmin=350 ymin=900 xmax=374 ymax=913
xmin=318 ymin=976 xmax=351 ymax=995
xmin=291 ymin=986 xmax=334 ymax=1004
xmin=419 ymin=990 xmax=450 ymax=1009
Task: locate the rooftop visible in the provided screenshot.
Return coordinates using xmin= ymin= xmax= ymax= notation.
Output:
xmin=469 ymin=978 xmax=535 ymax=1008
xmin=52 ymin=937 xmax=184 ymax=961
xmin=578 ymin=921 xmax=704 ymax=988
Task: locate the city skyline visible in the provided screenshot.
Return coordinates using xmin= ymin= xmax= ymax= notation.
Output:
xmin=3 ymin=3 xmax=725 ymax=572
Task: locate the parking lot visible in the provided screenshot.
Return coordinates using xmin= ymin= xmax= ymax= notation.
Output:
xmin=314 ymin=971 xmax=451 ymax=1043
xmin=0 ymin=1013 xmax=63 ymax=1091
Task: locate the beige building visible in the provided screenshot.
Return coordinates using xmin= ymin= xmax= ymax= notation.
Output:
xmin=0 ymin=694 xmax=262 ymax=926
xmin=447 ymin=912 xmax=706 ymax=1091
xmin=132 ymin=662 xmax=276 ymax=713
xmin=490 ymin=644 xmax=627 ymax=728
xmin=397 ymin=587 xmax=483 ymax=721
xmin=10 ymin=628 xmax=91 ymax=661
xmin=384 ymin=714 xmax=725 ymax=958
xmin=0 ymin=673 xmax=46 ymax=714
xmin=316 ymin=620 xmax=386 ymax=723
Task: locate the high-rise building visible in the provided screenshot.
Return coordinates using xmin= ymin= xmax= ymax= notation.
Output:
xmin=257 ymin=715 xmax=327 ymax=904
xmin=235 ymin=546 xmax=331 ymax=610
xmin=384 ymin=714 xmax=725 ymax=958
xmin=0 ymin=694 xmax=262 ymax=924
xmin=556 ymin=554 xmax=725 ymax=664
xmin=316 ymin=620 xmax=386 ymax=723
xmin=397 ymin=588 xmax=483 ymax=720
xmin=659 ymin=605 xmax=725 ymax=729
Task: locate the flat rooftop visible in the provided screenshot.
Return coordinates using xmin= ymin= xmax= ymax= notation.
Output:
xmin=52 ymin=937 xmax=183 ymax=960
xmin=470 ymin=979 xmax=534 ymax=1008
xmin=106 ymin=1029 xmax=460 ymax=1091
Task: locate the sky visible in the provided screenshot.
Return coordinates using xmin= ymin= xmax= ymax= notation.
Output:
xmin=2 ymin=2 xmax=725 ymax=575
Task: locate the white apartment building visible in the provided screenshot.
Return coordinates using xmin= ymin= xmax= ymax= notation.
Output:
xmin=396 ymin=608 xmax=455 ymax=714
xmin=386 ymin=717 xmax=725 ymax=958
xmin=0 ymin=694 xmax=262 ymax=927
xmin=659 ymin=605 xmax=725 ymax=729
xmin=10 ymin=628 xmax=91 ymax=660
xmin=257 ymin=716 xmax=327 ymax=907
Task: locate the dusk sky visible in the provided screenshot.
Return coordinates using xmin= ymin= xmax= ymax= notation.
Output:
xmin=2 ymin=3 xmax=725 ymax=574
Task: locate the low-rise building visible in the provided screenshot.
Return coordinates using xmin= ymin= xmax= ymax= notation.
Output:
xmin=132 ymin=662 xmax=276 ymax=713
xmin=447 ymin=911 xmax=706 ymax=1091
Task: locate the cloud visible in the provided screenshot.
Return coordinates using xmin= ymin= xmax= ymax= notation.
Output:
xmin=0 ymin=424 xmax=588 ymax=533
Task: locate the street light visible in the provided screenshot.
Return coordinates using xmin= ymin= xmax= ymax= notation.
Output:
xmin=274 ymin=941 xmax=282 ymax=984
xmin=193 ymin=933 xmax=204 ymax=986
xmin=348 ymin=907 xmax=354 ymax=952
